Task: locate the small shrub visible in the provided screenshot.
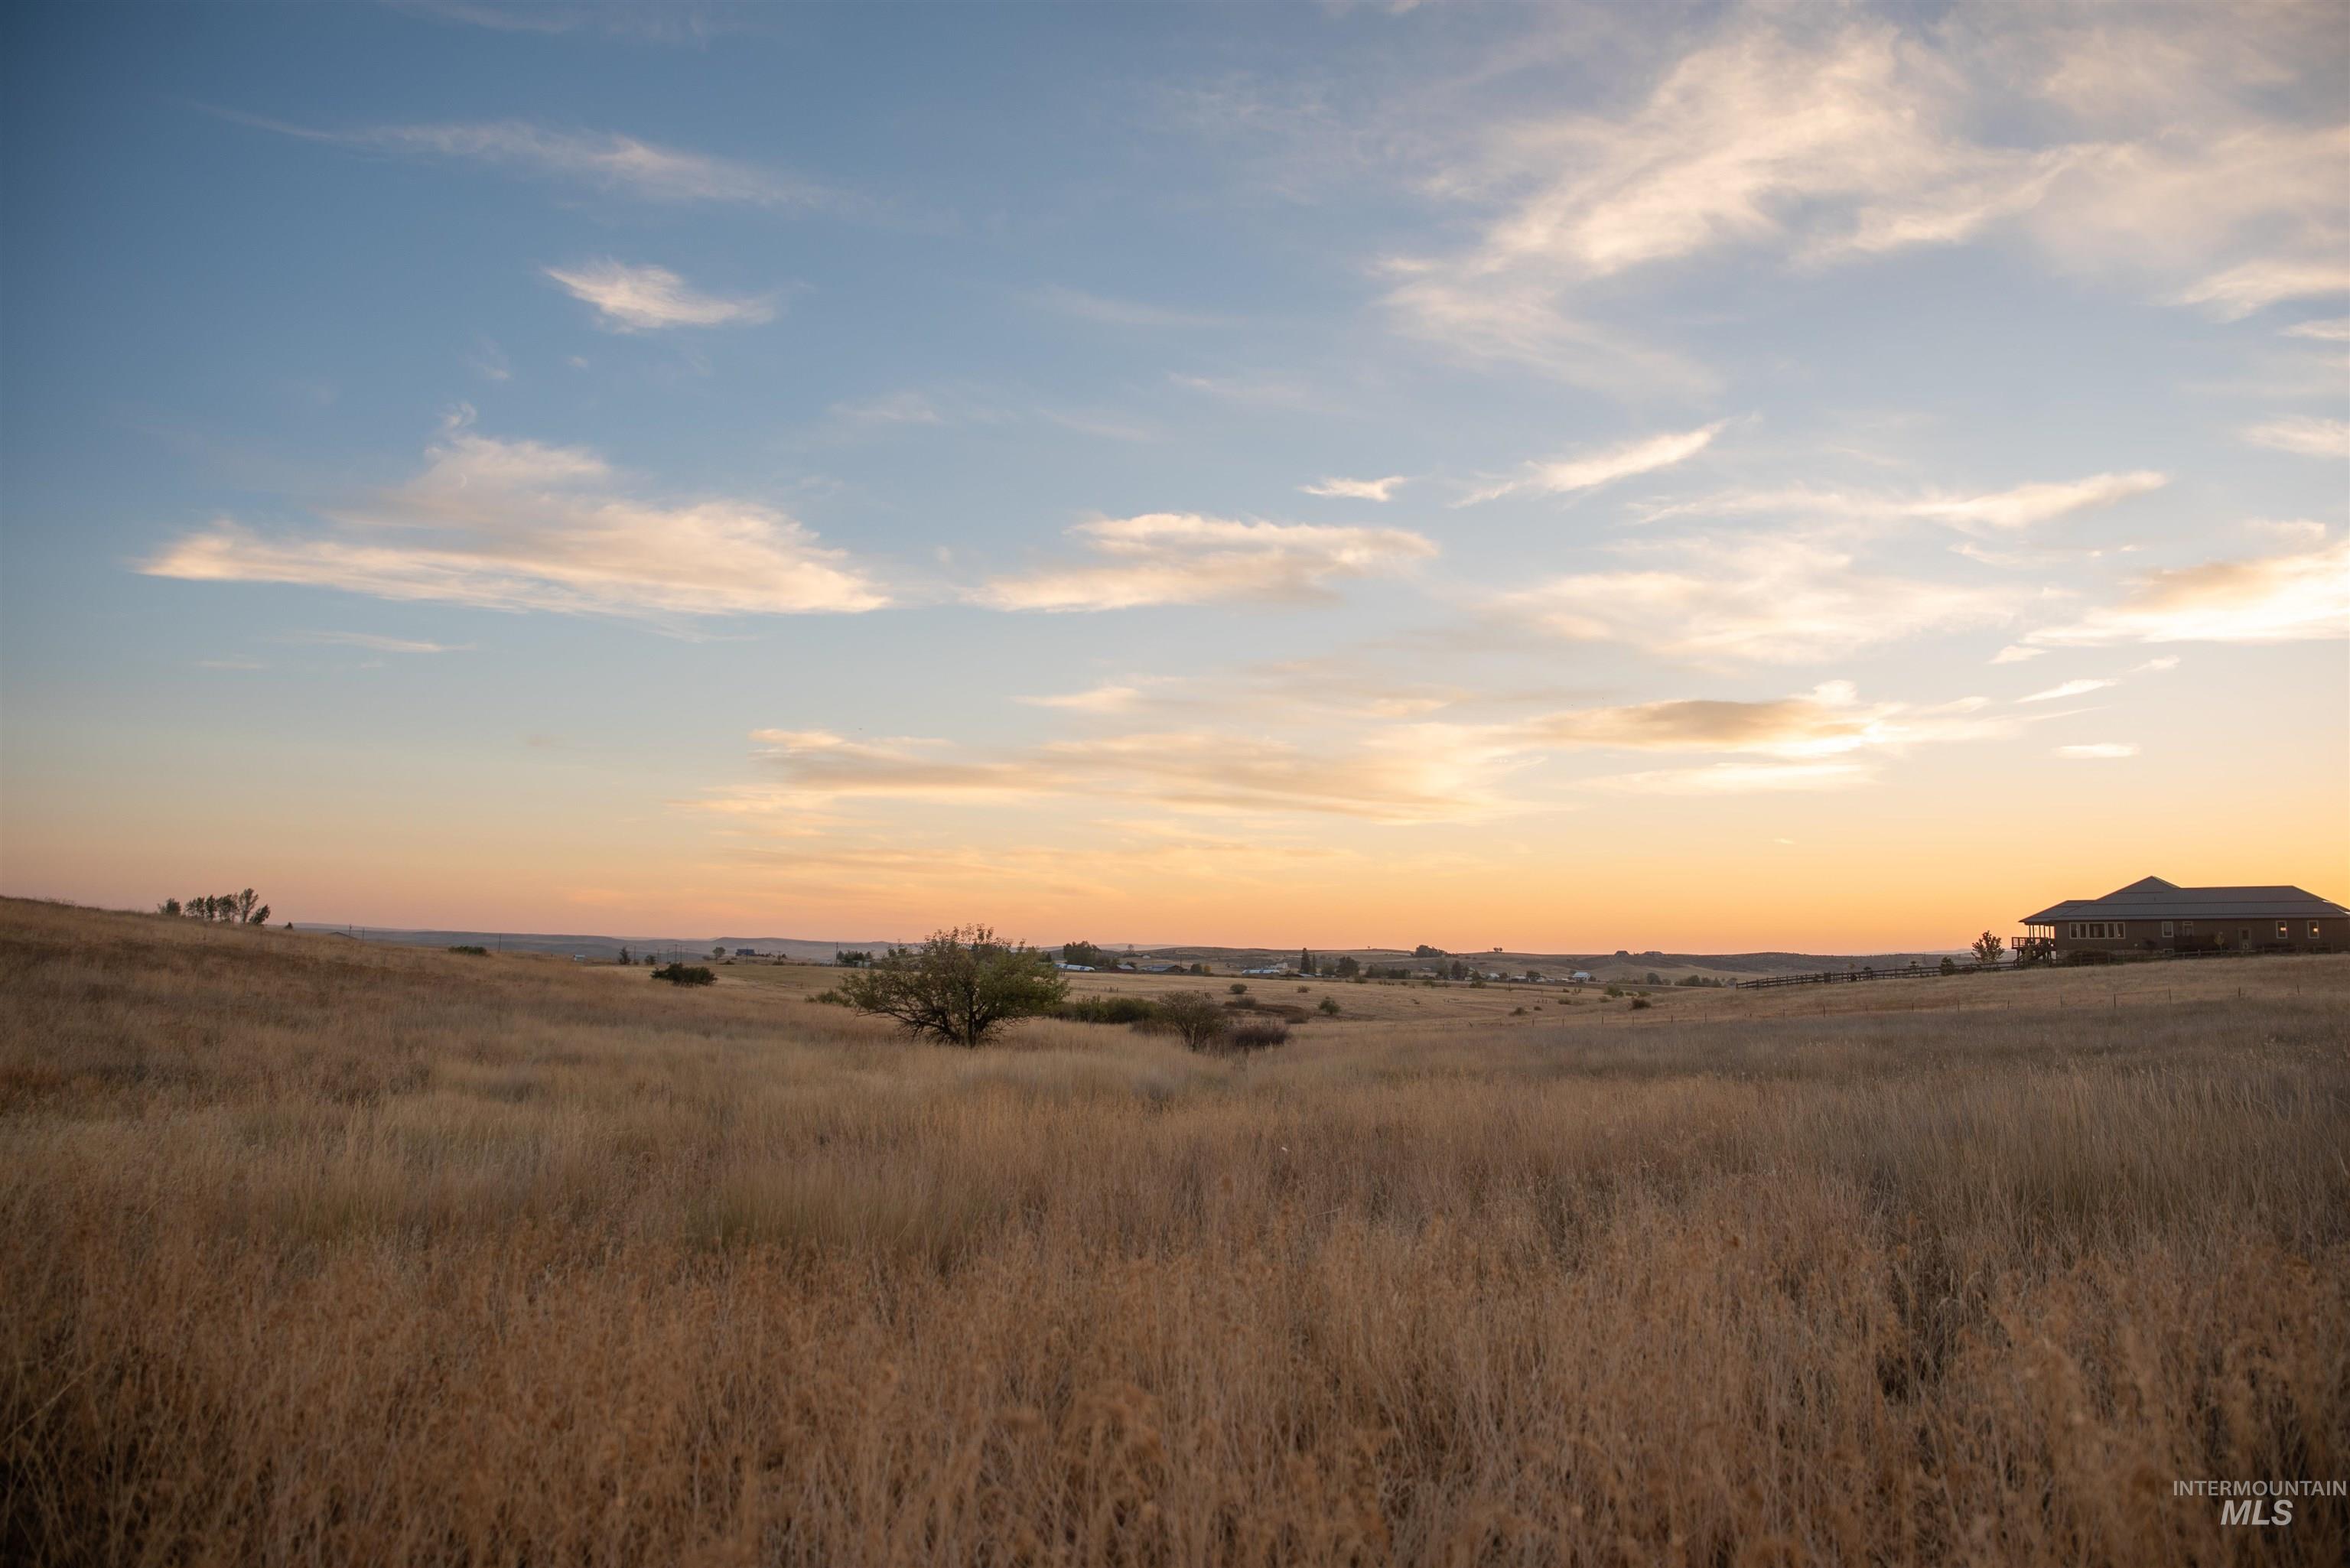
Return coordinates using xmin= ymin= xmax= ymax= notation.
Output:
xmin=1629 ymin=997 xmax=1652 ymax=1010
xmin=1229 ymin=983 xmax=1248 ymax=995
xmin=1224 ymin=1017 xmax=1291 ymax=1052
xmin=1317 ymin=996 xmax=1339 ymax=1016
xmin=1057 ymin=996 xmax=1162 ymax=1025
xmin=1511 ymin=1006 xmax=1526 ymax=1016
xmin=1604 ymin=984 xmax=1625 ymax=998
xmin=447 ymin=945 xmax=489 ymax=957
xmin=808 ymin=988 xmax=851 ymax=1006
xmin=1297 ymin=985 xmax=1310 ymax=994
xmin=651 ymin=964 xmax=715 ymax=987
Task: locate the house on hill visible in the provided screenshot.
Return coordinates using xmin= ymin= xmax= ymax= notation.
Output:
xmin=2016 ymin=877 xmax=2347 ymax=960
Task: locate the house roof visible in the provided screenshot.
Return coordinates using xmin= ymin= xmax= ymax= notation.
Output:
xmin=2020 ymin=876 xmax=2349 ymax=925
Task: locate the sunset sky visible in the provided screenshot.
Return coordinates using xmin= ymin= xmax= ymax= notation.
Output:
xmin=3 ymin=1 xmax=2345 ymax=953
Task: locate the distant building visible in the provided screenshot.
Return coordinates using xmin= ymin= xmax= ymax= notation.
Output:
xmin=2016 ymin=876 xmax=2347 ymax=960
xmin=1056 ymin=962 xmax=1096 ymax=971
xmin=1570 ymin=971 xmax=1593 ymax=984
xmin=734 ymin=948 xmax=761 ymax=958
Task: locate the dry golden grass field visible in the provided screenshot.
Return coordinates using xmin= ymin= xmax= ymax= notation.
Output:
xmin=3 ymin=896 xmax=2345 ymax=1566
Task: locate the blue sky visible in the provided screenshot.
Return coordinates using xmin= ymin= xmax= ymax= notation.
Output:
xmin=3 ymin=1 xmax=2345 ymax=949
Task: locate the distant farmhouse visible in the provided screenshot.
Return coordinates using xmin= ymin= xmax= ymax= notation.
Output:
xmin=2017 ymin=877 xmax=2347 ymax=961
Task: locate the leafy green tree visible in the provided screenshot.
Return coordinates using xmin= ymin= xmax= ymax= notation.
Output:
xmin=839 ymin=926 xmax=1067 ymax=1048
xmin=1971 ymin=931 xmax=2005 ymax=965
xmin=1060 ymin=940 xmax=1103 ymax=968
xmin=1333 ymin=955 xmax=1361 ymax=979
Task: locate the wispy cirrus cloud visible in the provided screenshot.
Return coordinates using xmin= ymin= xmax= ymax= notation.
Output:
xmin=543 ymin=261 xmax=776 ymax=330
xmin=2026 ymin=538 xmax=2348 ymax=647
xmin=978 ymin=514 xmax=1437 ymax=611
xmin=1301 ymin=475 xmax=1409 ymax=501
xmin=742 ymin=724 xmax=1510 ymax=823
xmin=2173 ymin=260 xmax=2350 ymax=321
xmin=212 ymin=109 xmax=841 ymax=209
xmin=2054 ymin=742 xmax=2139 ymax=760
xmin=1636 ymin=470 xmax=2168 ymax=533
xmin=142 ymin=417 xmax=886 ymax=622
xmin=2018 ymin=677 xmax=2114 ymax=703
xmin=1458 ymin=423 xmax=1723 ymax=506
xmin=716 ymin=672 xmax=2021 ymax=828
xmin=1499 ymin=535 xmax=2013 ymax=665
xmin=1375 ymin=8 xmax=2348 ymax=384
xmin=275 ymin=631 xmax=473 ymax=654
xmin=2242 ymin=416 xmax=2350 ymax=457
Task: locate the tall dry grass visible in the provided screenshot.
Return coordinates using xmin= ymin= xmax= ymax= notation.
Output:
xmin=2 ymin=897 xmax=2345 ymax=1566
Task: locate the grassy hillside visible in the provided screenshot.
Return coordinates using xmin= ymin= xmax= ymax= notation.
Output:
xmin=4 ymin=898 xmax=2345 ymax=1566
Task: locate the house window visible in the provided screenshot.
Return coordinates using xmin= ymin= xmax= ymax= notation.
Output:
xmin=2314 ymin=922 xmax=2325 ymax=939
xmin=2181 ymin=921 xmax=2195 ymax=935
xmin=2161 ymin=922 xmax=2173 ymax=937
xmin=2278 ymin=922 xmax=2290 ymax=939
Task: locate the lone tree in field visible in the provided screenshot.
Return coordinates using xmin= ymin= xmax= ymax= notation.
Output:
xmin=1971 ymin=930 xmax=2005 ymax=965
xmin=1154 ymin=990 xmax=1229 ymax=1052
xmin=839 ymin=926 xmax=1067 ymax=1048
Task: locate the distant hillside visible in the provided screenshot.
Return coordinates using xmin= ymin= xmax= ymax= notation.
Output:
xmin=291 ymin=925 xmax=1955 ymax=978
xmin=288 ymin=926 xmax=903 ymax=963
xmin=1120 ymin=945 xmax=1961 ymax=981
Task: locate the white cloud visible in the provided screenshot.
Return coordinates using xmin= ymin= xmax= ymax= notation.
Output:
xmin=2284 ymin=316 xmax=2350 ymax=341
xmin=1301 ymin=475 xmax=1409 ymax=501
xmin=2026 ymin=540 xmax=2349 ymax=646
xmin=978 ymin=514 xmax=1437 ymax=611
xmin=217 ymin=110 xmax=839 ymax=209
xmin=744 ymin=724 xmax=1509 ymax=823
xmin=142 ymin=422 xmax=886 ymax=621
xmin=1502 ymin=536 xmax=2011 ymax=664
xmin=827 ymin=392 xmax=946 ymax=426
xmin=2173 ymin=260 xmax=2350 ymax=320
xmin=1990 ymin=644 xmax=2046 ymax=664
xmin=2018 ymin=678 xmax=2114 ymax=703
xmin=1374 ymin=9 xmax=2348 ymax=379
xmin=1639 ymin=470 xmax=2167 ymax=533
xmin=1017 ymin=682 xmax=1148 ymax=714
xmin=1905 ymin=471 xmax=2169 ymax=531
xmin=1459 ymin=423 xmax=1723 ymax=506
xmin=2054 ymin=743 xmax=2139 ymax=760
xmin=1538 ymin=682 xmax=2011 ymax=793
xmin=276 ymin=631 xmax=472 ymax=654
xmin=2242 ymin=416 xmax=2350 ymax=458
xmin=544 ymin=261 xmax=775 ymax=330
xmin=1376 ymin=267 xmax=1718 ymax=392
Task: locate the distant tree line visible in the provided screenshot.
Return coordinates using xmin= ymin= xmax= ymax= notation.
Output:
xmin=157 ymin=890 xmax=272 ymax=925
